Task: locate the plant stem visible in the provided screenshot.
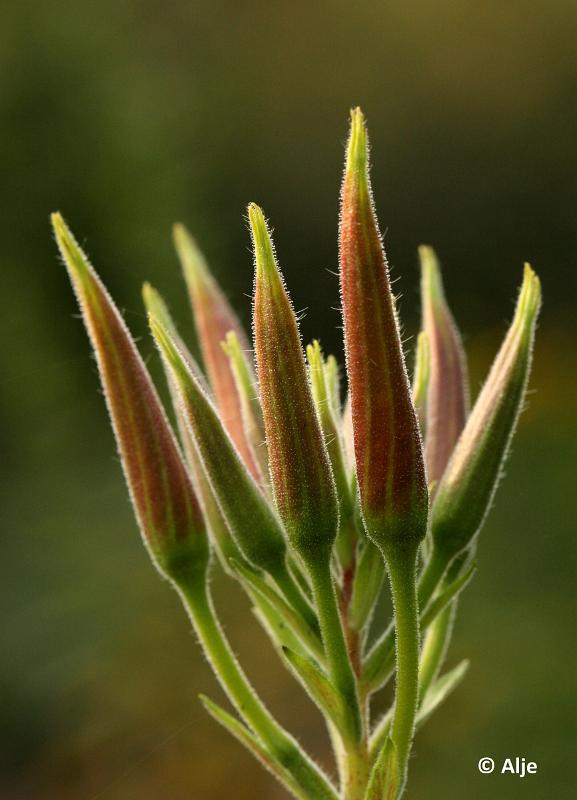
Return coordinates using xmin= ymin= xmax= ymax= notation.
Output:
xmin=178 ymin=576 xmax=338 ymax=800
xmin=306 ymin=556 xmax=362 ymax=745
xmin=361 ymin=547 xmax=448 ymax=693
xmin=383 ymin=546 xmax=421 ymax=796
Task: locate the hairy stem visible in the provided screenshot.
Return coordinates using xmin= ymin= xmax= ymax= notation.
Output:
xmin=177 ymin=576 xmax=338 ymax=800
xmin=362 ymin=547 xmax=448 ymax=693
xmin=383 ymin=547 xmax=421 ymax=797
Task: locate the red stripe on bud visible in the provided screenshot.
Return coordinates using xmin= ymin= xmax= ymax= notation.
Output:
xmin=250 ymin=204 xmax=338 ymax=559
xmin=52 ymin=213 xmax=207 ymax=581
xmin=339 ymin=109 xmax=428 ymax=553
xmin=174 ymin=224 xmax=260 ymax=481
xmin=419 ymin=246 xmax=469 ymax=488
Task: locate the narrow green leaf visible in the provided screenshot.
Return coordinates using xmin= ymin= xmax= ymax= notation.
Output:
xmin=416 ymin=660 xmax=470 ymax=727
xmin=419 ymin=559 xmax=476 ymax=632
xmin=199 ymin=695 xmax=303 ymax=800
xmin=365 ymin=736 xmax=399 ymax=800
xmin=230 ymin=559 xmax=324 ymax=663
xmin=348 ymin=540 xmax=385 ymax=633
xmin=281 ymin=648 xmax=348 ymax=739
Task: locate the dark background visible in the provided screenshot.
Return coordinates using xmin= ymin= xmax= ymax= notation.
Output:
xmin=1 ymin=2 xmax=576 ymax=798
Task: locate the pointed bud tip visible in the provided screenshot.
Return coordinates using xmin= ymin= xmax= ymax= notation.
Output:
xmin=51 ymin=212 xmax=92 ymax=286
xmin=346 ymin=107 xmax=368 ymax=175
xmin=419 ymin=245 xmax=445 ymax=305
xmin=248 ymin=203 xmax=278 ymax=284
xmin=173 ymin=222 xmax=209 ymax=288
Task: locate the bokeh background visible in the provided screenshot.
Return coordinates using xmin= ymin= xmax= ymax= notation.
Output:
xmin=1 ymin=1 xmax=576 ymax=798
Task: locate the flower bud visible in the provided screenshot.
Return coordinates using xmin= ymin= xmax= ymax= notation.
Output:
xmin=411 ymin=331 xmax=430 ymax=436
xmin=249 ymin=203 xmax=338 ymax=560
xmin=142 ymin=284 xmax=244 ymax=570
xmin=339 ymin=108 xmax=428 ymax=554
xmin=221 ymin=331 xmax=270 ymax=489
xmin=431 ymin=264 xmax=541 ymax=561
xmin=174 ymin=223 xmax=260 ymax=480
xmin=149 ymin=312 xmax=288 ymax=576
xmin=307 ymin=340 xmax=356 ymax=567
xmin=419 ymin=246 xmax=469 ymax=487
xmin=52 ymin=213 xmax=208 ymax=582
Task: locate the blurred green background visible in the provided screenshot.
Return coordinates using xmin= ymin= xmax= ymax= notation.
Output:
xmin=1 ymin=1 xmax=576 ymax=798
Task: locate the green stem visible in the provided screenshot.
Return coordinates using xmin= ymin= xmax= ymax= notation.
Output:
xmin=361 ymin=547 xmax=448 ymax=693
xmin=177 ymin=577 xmax=338 ymax=800
xmin=306 ymin=556 xmax=362 ymax=745
xmin=384 ymin=547 xmax=421 ymax=796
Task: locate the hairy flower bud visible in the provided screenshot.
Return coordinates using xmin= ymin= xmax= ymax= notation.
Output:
xmin=419 ymin=246 xmax=469 ymax=488
xmin=431 ymin=264 xmax=541 ymax=561
xmin=149 ymin=313 xmax=287 ymax=576
xmin=221 ymin=331 xmax=269 ymax=488
xmin=411 ymin=331 xmax=430 ymax=436
xmin=142 ymin=284 xmax=244 ymax=570
xmin=249 ymin=203 xmax=338 ymax=560
xmin=174 ymin=223 xmax=260 ymax=480
xmin=52 ymin=213 xmax=208 ymax=582
xmin=339 ymin=108 xmax=428 ymax=554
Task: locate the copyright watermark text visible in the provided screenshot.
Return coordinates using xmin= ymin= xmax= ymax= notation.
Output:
xmin=478 ymin=757 xmax=537 ymax=777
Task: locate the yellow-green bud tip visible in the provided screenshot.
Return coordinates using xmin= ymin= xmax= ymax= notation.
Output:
xmin=248 ymin=203 xmax=278 ymax=286
xmin=346 ymin=107 xmax=368 ymax=174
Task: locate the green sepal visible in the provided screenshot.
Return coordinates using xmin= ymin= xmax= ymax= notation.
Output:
xmin=416 ymin=659 xmax=469 ymax=728
xmin=199 ymin=695 xmax=303 ymax=799
xmin=230 ymin=558 xmax=324 ymax=663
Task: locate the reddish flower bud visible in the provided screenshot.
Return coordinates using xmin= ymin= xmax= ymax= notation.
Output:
xmin=419 ymin=246 xmax=469 ymax=487
xmin=249 ymin=204 xmax=338 ymax=559
xmin=339 ymin=109 xmax=428 ymax=554
xmin=174 ymin=224 xmax=260 ymax=480
xmin=52 ymin=214 xmax=208 ymax=581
